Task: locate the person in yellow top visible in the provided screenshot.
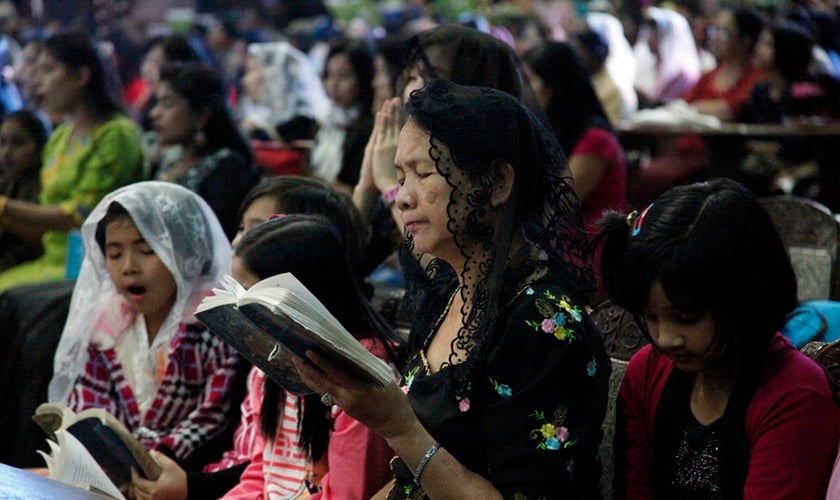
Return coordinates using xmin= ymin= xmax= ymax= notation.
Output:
xmin=0 ymin=32 xmax=145 ymax=291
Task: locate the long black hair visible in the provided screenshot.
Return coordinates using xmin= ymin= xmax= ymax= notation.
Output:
xmin=3 ymin=109 xmax=48 ymax=150
xmin=323 ymin=37 xmax=375 ymax=114
xmin=522 ymin=40 xmax=612 ymax=155
xmin=42 ymin=32 xmax=123 ymax=120
xmin=144 ymin=34 xmax=202 ymax=64
xmin=235 ymin=176 xmax=370 ymax=277
xmin=596 ymin=178 xmax=797 ymax=386
xmin=770 ymin=20 xmax=815 ymax=82
xmin=235 ymin=214 xmax=403 ymax=461
xmin=158 ymin=63 xmax=253 ymax=164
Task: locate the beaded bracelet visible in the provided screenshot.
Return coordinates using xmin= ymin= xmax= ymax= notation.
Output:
xmin=414 ymin=441 xmax=441 ymax=485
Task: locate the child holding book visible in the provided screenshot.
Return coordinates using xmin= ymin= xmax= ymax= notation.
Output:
xmin=129 ymin=178 xmax=391 ymax=499
xmin=132 ymin=213 xmax=403 ymax=499
xmin=48 ymin=181 xmax=241 ymax=463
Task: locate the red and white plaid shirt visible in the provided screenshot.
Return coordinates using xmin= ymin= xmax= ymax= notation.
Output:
xmin=68 ymin=322 xmax=240 ymax=460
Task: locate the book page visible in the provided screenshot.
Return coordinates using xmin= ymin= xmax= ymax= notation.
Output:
xmin=197 ymin=272 xmax=394 ymax=389
xmin=32 ymin=402 xmax=77 ymax=439
xmin=249 ymin=273 xmax=342 ymax=330
xmin=67 ymin=412 xmax=160 ymax=487
xmin=34 ymin=402 xmax=161 ymax=486
xmin=195 ymin=302 xmax=315 ymax=394
xmin=39 ymin=430 xmax=126 ymax=499
xmin=240 ymin=296 xmax=393 ymax=386
xmin=195 ymin=275 xmax=246 ymax=312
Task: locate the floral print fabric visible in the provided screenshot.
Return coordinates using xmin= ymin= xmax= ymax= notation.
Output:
xmin=391 ymin=277 xmax=610 ymax=499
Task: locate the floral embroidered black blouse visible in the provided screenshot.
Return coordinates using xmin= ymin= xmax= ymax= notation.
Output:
xmin=389 ymin=275 xmax=611 ymax=499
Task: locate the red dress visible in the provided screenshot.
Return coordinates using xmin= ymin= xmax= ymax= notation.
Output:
xmin=684 ymin=63 xmax=765 ymax=121
xmin=572 ymin=127 xmax=627 ymax=236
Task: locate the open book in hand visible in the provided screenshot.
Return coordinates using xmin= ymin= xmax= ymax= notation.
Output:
xmin=33 ymin=402 xmax=161 ymax=499
xmin=195 ymin=272 xmax=395 ymax=395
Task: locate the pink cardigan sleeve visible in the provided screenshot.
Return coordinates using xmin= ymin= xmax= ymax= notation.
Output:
xmin=310 ymin=409 xmax=395 ymax=500
xmin=219 ymin=414 xmax=269 ymax=500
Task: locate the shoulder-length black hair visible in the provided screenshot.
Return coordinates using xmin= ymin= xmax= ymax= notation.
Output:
xmin=158 ymin=63 xmax=253 ymax=163
xmin=323 ymin=37 xmax=375 ymax=115
xmin=3 ymin=109 xmax=48 ymax=150
xmin=521 ymin=40 xmax=612 ymax=155
xmin=235 ymin=176 xmax=369 ymax=277
xmin=145 ymin=33 xmax=201 ymax=64
xmin=596 ymin=178 xmax=797 ymax=384
xmin=770 ymin=20 xmax=815 ymax=81
xmin=732 ymin=7 xmax=765 ymax=52
xmin=235 ymin=214 xmax=403 ymax=460
xmin=403 ymin=24 xmax=524 ymax=102
xmin=43 ymin=32 xmax=123 ymax=120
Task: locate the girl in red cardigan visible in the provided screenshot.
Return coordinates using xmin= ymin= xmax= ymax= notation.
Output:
xmin=596 ymin=178 xmax=840 ymax=499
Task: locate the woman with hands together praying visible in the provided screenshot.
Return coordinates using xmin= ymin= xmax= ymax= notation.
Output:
xmin=296 ymin=80 xmax=610 ymax=500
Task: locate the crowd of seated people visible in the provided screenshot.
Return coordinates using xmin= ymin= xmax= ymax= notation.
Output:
xmin=0 ymin=0 xmax=838 ymax=498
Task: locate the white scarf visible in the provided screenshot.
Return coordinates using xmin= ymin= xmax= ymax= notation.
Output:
xmin=309 ymin=104 xmax=360 ymax=183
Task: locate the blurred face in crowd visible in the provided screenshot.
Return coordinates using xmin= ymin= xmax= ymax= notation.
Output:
xmin=140 ymin=44 xmax=166 ymax=88
xmin=241 ymin=54 xmax=265 ymax=104
xmin=14 ymin=39 xmax=41 ymax=101
xmin=753 ymin=29 xmax=774 ymax=72
xmin=150 ymin=81 xmax=204 ymax=147
xmin=232 ymin=194 xmax=278 ymax=249
xmin=708 ymin=11 xmax=737 ymax=61
xmin=31 ymin=50 xmax=87 ymax=115
xmin=0 ymin=117 xmax=40 ymax=178
xmin=523 ymin=63 xmax=551 ymax=112
xmin=372 ymin=54 xmax=393 ymax=109
xmin=232 ymin=254 xmax=260 ymax=289
xmin=323 ymin=53 xmax=360 ymax=109
xmin=400 ymin=64 xmax=425 ymax=102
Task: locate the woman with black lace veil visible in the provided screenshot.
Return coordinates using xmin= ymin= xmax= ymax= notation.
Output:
xmin=353 ymin=24 xmax=543 ymax=276
xmin=295 ymin=80 xmax=610 ymax=499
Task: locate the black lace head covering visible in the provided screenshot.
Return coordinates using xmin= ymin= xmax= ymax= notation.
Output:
xmin=404 ymin=80 xmax=594 ymax=368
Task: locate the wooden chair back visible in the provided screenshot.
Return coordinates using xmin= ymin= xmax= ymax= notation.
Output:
xmin=590 ymin=298 xmax=649 ymax=500
xmin=760 ymin=196 xmax=840 ymax=301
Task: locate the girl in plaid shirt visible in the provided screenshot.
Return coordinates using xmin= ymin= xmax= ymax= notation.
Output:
xmin=48 ymin=181 xmax=241 ymax=462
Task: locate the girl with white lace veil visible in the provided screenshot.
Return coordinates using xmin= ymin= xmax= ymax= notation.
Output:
xmin=295 ymin=81 xmax=610 ymax=499
xmin=586 ymin=11 xmax=640 ymax=120
xmin=48 ymin=181 xmax=240 ymax=461
xmin=634 ymin=6 xmax=701 ymax=105
xmin=239 ymin=41 xmax=329 ymax=141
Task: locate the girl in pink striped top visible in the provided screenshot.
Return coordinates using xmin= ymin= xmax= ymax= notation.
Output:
xmin=221 ymin=214 xmax=403 ymax=500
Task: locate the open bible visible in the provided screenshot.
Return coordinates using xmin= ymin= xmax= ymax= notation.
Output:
xmin=194 ymin=273 xmax=395 ymax=395
xmin=33 ymin=402 xmax=161 ymax=499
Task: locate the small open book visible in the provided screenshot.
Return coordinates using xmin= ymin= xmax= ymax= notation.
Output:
xmin=194 ymin=273 xmax=395 ymax=395
xmin=33 ymin=402 xmax=161 ymax=499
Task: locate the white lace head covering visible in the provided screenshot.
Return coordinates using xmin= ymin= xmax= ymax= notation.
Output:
xmin=240 ymin=41 xmax=329 ymax=131
xmin=48 ymin=181 xmax=232 ymax=403
xmin=586 ymin=11 xmax=639 ymax=115
xmin=634 ymin=6 xmax=700 ymax=101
